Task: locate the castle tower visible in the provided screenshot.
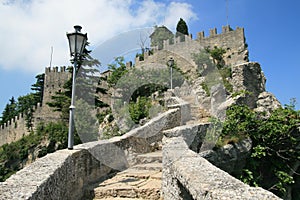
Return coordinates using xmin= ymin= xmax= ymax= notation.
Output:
xmin=38 ymin=66 xmax=71 ymax=121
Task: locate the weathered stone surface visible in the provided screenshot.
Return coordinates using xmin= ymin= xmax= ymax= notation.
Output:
xmin=162 ymin=137 xmax=282 ymax=200
xmin=199 ymin=138 xmax=252 ymax=176
xmin=0 ymin=146 xmax=113 ymax=200
xmin=210 ymin=83 xmax=227 ymax=120
xmin=163 ymin=123 xmax=210 ymax=153
xmin=255 ymin=91 xmax=282 ymax=116
xmin=0 ymin=107 xmax=181 ymax=200
xmin=231 ymin=62 xmax=266 ymax=108
xmin=92 ymin=151 xmax=163 ymax=200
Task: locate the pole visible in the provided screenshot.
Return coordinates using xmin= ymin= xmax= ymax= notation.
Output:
xmin=68 ymin=57 xmax=76 ymax=149
xmin=170 ymin=65 xmax=173 ymax=90
xmin=68 ymin=31 xmax=78 ymax=150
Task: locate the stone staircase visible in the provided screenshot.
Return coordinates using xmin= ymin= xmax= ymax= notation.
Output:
xmin=91 ymin=151 xmax=163 ymax=200
xmin=88 ymin=95 xmax=209 ymax=199
xmin=181 ymin=95 xmax=210 ymax=124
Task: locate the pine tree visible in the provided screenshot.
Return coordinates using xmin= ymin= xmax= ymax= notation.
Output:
xmin=31 ymin=73 xmax=45 ymax=104
xmin=1 ymin=97 xmax=17 ymax=125
xmin=47 ymin=44 xmax=108 ymax=121
xmin=176 ymin=18 xmax=189 ymax=37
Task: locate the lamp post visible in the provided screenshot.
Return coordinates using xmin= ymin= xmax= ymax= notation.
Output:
xmin=167 ymin=57 xmax=174 ymax=90
xmin=66 ymin=25 xmax=88 ymax=150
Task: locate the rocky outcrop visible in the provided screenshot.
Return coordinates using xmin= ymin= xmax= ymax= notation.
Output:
xmin=199 ymin=138 xmax=252 ymax=177
xmin=231 ymin=62 xmax=266 ymax=95
xmin=162 ymin=136 xmax=281 ymax=200
xmin=255 ymin=91 xmax=282 ymax=116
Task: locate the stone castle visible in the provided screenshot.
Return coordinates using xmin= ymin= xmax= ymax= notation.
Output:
xmin=136 ymin=25 xmax=248 ymax=77
xmin=0 ymin=25 xmax=249 ymax=147
xmin=0 ymin=25 xmax=286 ymax=199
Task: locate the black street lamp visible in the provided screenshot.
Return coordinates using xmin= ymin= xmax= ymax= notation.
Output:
xmin=167 ymin=57 xmax=174 ymax=90
xmin=66 ymin=25 xmax=88 ymax=150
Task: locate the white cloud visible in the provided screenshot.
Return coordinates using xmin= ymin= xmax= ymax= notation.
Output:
xmin=0 ymin=0 xmax=197 ymax=73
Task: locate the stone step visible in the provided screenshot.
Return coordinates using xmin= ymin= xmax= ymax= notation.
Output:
xmin=135 ymin=151 xmax=162 ymax=165
xmin=94 ymin=198 xmax=146 ymax=200
xmin=181 ymin=95 xmax=196 ymax=104
xmin=131 ymin=163 xmax=162 ymax=171
xmin=92 ymin=151 xmax=163 ymax=200
xmin=93 ymin=169 xmax=162 ymax=199
xmin=118 ymin=169 xmax=162 ymax=180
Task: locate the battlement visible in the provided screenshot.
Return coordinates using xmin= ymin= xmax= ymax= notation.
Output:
xmin=136 ymin=25 xmax=248 ymax=70
xmin=45 ymin=66 xmax=69 ymax=73
xmin=196 ymin=25 xmax=238 ymax=39
xmin=0 ymin=102 xmax=43 ymax=130
xmin=154 ymin=25 xmax=244 ymax=50
xmin=0 ymin=102 xmax=44 ymax=147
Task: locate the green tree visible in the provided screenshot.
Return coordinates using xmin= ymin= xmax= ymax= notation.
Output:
xmin=48 ymin=44 xmax=108 ymax=121
xmin=31 ymin=73 xmax=45 ymax=104
xmin=176 ymin=18 xmax=189 ymax=38
xmin=221 ymin=104 xmax=300 ymax=199
xmin=17 ymin=94 xmax=36 ymax=130
xmin=107 ymin=57 xmax=129 ymax=87
xmin=207 ymin=46 xmax=226 ymax=69
xmin=129 ymin=96 xmax=151 ymax=124
xmin=74 ymin=99 xmax=98 ymax=142
xmin=1 ymin=97 xmax=17 ymax=125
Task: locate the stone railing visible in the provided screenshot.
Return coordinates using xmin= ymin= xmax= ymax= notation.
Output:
xmin=0 ymin=107 xmax=181 ymax=200
xmin=162 ymin=134 xmax=282 ymax=200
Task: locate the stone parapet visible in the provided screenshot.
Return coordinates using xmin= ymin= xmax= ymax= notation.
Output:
xmin=0 ymin=108 xmax=182 ymax=200
xmin=162 ymin=136 xmax=282 ymax=200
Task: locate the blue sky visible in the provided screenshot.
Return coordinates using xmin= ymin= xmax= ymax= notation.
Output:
xmin=0 ymin=0 xmax=299 ymax=114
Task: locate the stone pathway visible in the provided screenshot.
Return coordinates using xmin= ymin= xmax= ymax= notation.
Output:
xmin=182 ymin=95 xmax=210 ymax=124
xmin=91 ymin=151 xmax=163 ymax=200
xmin=90 ymin=95 xmax=208 ymax=199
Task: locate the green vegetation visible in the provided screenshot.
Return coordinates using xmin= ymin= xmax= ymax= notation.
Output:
xmin=106 ymin=57 xmax=172 ymax=130
xmin=48 ymin=45 xmax=108 ymax=121
xmin=107 ymin=57 xmax=129 ymax=87
xmin=200 ymin=82 xmax=210 ymax=96
xmin=176 ymin=18 xmax=189 ymax=41
xmin=0 ymin=74 xmax=44 ymax=130
xmin=129 ymin=96 xmax=152 ymax=124
xmin=219 ymin=104 xmax=300 ymax=199
xmin=232 ymin=90 xmax=253 ymax=98
xmin=192 ymin=47 xmax=233 ymax=95
xmin=0 ymin=121 xmax=81 ymax=182
xmin=219 ymin=66 xmax=233 ymax=93
xmin=206 ymin=46 xmax=226 ymax=69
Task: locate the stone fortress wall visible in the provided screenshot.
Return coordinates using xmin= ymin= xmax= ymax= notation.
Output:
xmin=0 ymin=66 xmax=71 ymax=147
xmin=0 ymin=103 xmax=42 ymax=147
xmin=135 ymin=25 xmax=249 ymax=79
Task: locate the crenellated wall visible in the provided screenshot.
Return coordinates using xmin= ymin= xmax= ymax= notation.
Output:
xmin=43 ymin=66 xmax=70 ymax=106
xmin=0 ymin=103 xmax=43 ymax=147
xmin=0 ymin=66 xmax=71 ymax=147
xmin=135 ymin=25 xmax=249 ymax=79
xmin=41 ymin=66 xmax=71 ymax=120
